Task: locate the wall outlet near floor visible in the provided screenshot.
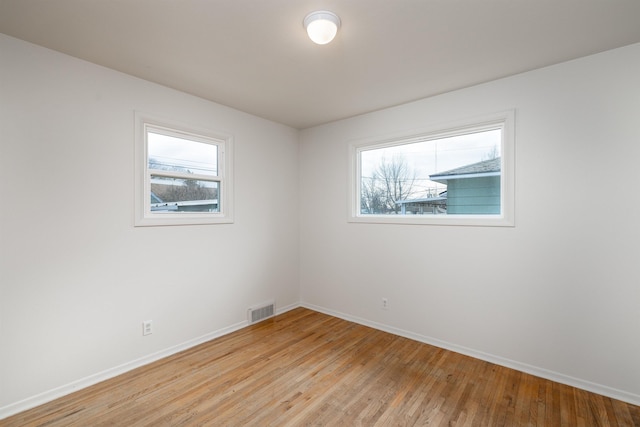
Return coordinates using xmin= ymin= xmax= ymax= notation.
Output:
xmin=381 ymin=298 xmax=389 ymax=310
xmin=142 ymin=320 xmax=153 ymax=336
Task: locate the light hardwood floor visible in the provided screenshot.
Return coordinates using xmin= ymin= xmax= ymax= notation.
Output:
xmin=3 ymin=308 xmax=639 ymax=426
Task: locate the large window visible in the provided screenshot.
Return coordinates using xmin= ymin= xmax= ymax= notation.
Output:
xmin=135 ymin=113 xmax=233 ymax=226
xmin=349 ymin=111 xmax=514 ymax=226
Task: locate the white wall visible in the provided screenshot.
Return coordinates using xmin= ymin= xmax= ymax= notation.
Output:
xmin=0 ymin=34 xmax=299 ymax=415
xmin=299 ymin=43 xmax=640 ymax=404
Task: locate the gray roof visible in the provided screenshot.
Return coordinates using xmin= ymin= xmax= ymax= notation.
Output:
xmin=430 ymin=157 xmax=500 ymax=182
xmin=396 ymin=195 xmax=447 ymax=205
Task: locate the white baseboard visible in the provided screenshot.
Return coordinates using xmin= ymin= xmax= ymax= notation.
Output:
xmin=4 ymin=301 xmax=636 ymax=420
xmin=301 ymin=302 xmax=640 ymax=407
xmin=0 ymin=302 xmax=301 ymax=420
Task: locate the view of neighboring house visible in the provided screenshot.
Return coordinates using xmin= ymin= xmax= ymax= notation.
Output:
xmin=396 ymin=191 xmax=448 ymax=215
xmin=150 ymin=184 xmax=218 ymax=213
xmin=397 ymin=157 xmax=501 ymax=215
xmin=150 ymin=196 xmax=219 ymax=212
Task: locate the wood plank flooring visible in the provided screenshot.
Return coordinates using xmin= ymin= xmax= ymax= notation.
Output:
xmin=3 ymin=307 xmax=639 ymax=426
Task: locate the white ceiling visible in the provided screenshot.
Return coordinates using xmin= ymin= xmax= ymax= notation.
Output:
xmin=2 ymin=0 xmax=640 ymax=129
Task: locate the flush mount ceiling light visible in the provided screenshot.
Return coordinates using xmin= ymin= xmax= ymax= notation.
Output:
xmin=303 ymin=11 xmax=341 ymax=45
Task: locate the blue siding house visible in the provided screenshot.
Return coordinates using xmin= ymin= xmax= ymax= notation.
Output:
xmin=429 ymin=157 xmax=501 ymax=214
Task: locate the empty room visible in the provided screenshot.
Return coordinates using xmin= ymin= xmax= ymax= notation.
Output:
xmin=1 ymin=1 xmax=640 ymax=425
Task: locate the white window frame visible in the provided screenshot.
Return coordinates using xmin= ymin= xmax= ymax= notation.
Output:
xmin=135 ymin=112 xmax=234 ymax=226
xmin=348 ymin=110 xmax=515 ymax=227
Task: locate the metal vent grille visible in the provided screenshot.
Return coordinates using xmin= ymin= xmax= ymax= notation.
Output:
xmin=248 ymin=301 xmax=275 ymax=324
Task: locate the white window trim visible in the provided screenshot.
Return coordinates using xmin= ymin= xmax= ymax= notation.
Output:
xmin=135 ymin=112 xmax=234 ymax=226
xmin=348 ymin=110 xmax=515 ymax=227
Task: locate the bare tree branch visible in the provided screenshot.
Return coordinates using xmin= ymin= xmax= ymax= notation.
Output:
xmin=361 ymin=154 xmax=417 ymax=214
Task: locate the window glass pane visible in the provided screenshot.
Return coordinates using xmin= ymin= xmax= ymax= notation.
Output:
xmin=150 ymin=176 xmax=219 ymax=213
xmin=360 ymin=129 xmax=501 ymax=215
xmin=148 ymin=132 xmax=218 ymax=176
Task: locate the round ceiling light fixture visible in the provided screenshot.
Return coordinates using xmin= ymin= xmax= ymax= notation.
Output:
xmin=303 ymin=11 xmax=341 ymax=45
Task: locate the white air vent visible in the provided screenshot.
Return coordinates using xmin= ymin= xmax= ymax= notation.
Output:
xmin=248 ymin=300 xmax=275 ymax=324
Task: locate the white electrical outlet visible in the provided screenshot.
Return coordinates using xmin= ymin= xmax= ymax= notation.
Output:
xmin=142 ymin=320 xmax=153 ymax=336
xmin=381 ymin=298 xmax=389 ymax=310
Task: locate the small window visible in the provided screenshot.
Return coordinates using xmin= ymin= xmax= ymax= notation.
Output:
xmin=349 ymin=111 xmax=514 ymax=226
xmin=135 ymin=113 xmax=233 ymax=226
